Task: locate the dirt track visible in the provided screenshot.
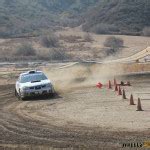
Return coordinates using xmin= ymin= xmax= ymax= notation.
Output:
xmin=0 ymin=74 xmax=150 ymax=150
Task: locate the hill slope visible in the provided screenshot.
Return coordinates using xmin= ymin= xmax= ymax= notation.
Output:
xmin=0 ymin=0 xmax=150 ymax=37
xmin=82 ymin=0 xmax=150 ymax=35
xmin=0 ymin=0 xmax=99 ymax=37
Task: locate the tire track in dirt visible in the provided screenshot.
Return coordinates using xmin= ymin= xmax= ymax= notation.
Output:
xmin=0 ymin=84 xmax=112 ymax=149
xmin=0 ymin=84 xmax=150 ymax=149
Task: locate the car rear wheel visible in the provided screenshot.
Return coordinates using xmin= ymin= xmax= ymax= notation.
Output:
xmin=15 ymin=89 xmax=17 ymax=97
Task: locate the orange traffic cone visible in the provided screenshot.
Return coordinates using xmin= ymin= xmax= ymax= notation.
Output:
xmin=136 ymin=98 xmax=143 ymax=111
xmin=96 ymin=82 xmax=103 ymax=89
xmin=108 ymin=80 xmax=112 ymax=89
xmin=130 ymin=94 xmax=135 ymax=105
xmin=118 ymin=86 xmax=122 ymax=95
xmin=114 ymin=78 xmax=117 ymax=86
xmin=122 ymin=89 xmax=127 ymax=99
xmin=115 ymin=84 xmax=118 ymax=91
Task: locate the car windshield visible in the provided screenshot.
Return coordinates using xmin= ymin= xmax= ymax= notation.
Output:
xmin=20 ymin=73 xmax=48 ymax=83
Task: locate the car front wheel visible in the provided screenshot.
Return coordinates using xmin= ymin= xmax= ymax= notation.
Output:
xmin=18 ymin=89 xmax=26 ymax=101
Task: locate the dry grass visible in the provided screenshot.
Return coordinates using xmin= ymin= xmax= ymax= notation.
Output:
xmin=59 ymin=34 xmax=82 ymax=43
xmin=0 ymin=27 xmax=150 ymax=61
xmin=123 ymin=63 xmax=150 ymax=73
xmin=57 ymin=27 xmax=150 ymax=59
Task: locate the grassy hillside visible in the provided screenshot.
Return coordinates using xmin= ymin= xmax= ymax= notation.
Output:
xmin=82 ymin=0 xmax=150 ymax=35
xmin=38 ymin=0 xmax=99 ymax=13
xmin=0 ymin=0 xmax=99 ymax=37
xmin=0 ymin=0 xmax=60 ymax=37
xmin=0 ymin=0 xmax=150 ymax=37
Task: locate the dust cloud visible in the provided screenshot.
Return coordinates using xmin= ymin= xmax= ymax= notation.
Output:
xmin=43 ymin=63 xmax=124 ymax=93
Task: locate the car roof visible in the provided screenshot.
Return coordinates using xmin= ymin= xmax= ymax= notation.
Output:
xmin=20 ymin=70 xmax=43 ymax=76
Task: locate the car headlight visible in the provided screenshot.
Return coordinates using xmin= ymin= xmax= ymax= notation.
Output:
xmin=22 ymin=87 xmax=29 ymax=91
xmin=46 ymin=83 xmax=52 ymax=88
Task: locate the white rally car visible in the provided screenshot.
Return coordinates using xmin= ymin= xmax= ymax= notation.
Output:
xmin=15 ymin=70 xmax=55 ymax=100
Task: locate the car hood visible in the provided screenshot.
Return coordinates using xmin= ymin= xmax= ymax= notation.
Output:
xmin=20 ymin=79 xmax=51 ymax=88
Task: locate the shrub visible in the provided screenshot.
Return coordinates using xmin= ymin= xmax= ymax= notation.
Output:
xmin=83 ymin=33 xmax=93 ymax=42
xmin=49 ymin=48 xmax=70 ymax=61
xmin=104 ymin=36 xmax=124 ymax=48
xmin=104 ymin=36 xmax=124 ymax=55
xmin=41 ymin=33 xmax=59 ymax=48
xmin=87 ymin=23 xmax=119 ymax=34
xmin=16 ymin=43 xmax=36 ymax=56
xmin=105 ymin=48 xmax=117 ymax=56
xmin=142 ymin=27 xmax=150 ymax=36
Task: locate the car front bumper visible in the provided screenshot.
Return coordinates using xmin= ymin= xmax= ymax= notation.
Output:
xmin=20 ymin=87 xmax=54 ymax=98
